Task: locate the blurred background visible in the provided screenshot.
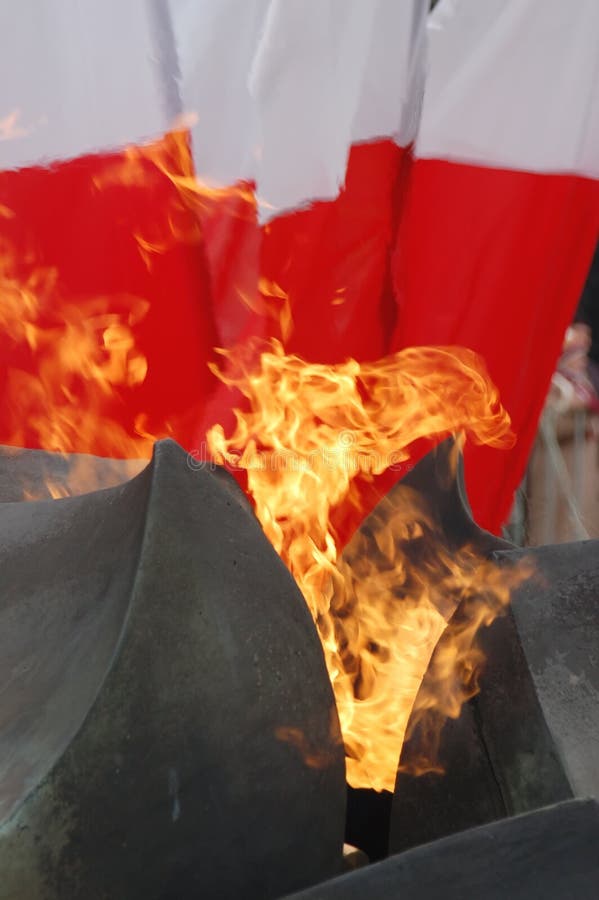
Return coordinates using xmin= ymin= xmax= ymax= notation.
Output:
xmin=508 ymin=243 xmax=599 ymax=546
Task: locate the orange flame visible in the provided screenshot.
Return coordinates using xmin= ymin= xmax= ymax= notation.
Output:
xmin=1 ymin=125 xmax=530 ymax=792
xmin=0 ymin=235 xmax=156 ymax=485
xmin=93 ymin=130 xmax=268 ymax=269
xmin=0 ymin=130 xmax=263 ymax=500
xmin=208 ymin=340 xmax=528 ymax=791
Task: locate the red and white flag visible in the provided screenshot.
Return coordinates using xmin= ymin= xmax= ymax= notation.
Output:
xmin=1 ymin=0 xmax=598 ymax=534
xmin=392 ymin=0 xmax=599 ymax=530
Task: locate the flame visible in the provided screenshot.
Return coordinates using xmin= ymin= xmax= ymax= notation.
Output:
xmin=208 ymin=340 xmax=528 ymax=791
xmin=235 ymin=277 xmax=294 ymax=343
xmin=0 ymin=129 xmax=263 ymax=499
xmin=0 ymin=236 xmax=156 ymax=492
xmin=97 ymin=132 xmax=291 ymax=343
xmin=1 ymin=122 xmax=529 ymax=790
xmin=337 ymin=493 xmax=530 ymax=786
xmin=94 ymin=130 xmax=269 ymax=271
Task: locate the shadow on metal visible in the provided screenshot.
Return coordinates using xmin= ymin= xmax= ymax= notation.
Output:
xmin=391 ymin=439 xmax=598 ymax=854
xmin=337 ymin=439 xmax=596 ymax=859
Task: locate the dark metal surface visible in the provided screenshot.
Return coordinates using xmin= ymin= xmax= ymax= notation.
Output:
xmin=397 ymin=438 xmax=512 ymax=556
xmin=498 ymin=540 xmax=599 ymax=800
xmin=342 ymin=439 xmax=501 ymax=859
xmin=0 ymin=439 xmax=346 ymax=899
xmin=390 ymin=441 xmax=576 ymax=854
xmin=0 ymin=458 xmax=149 ymax=826
xmin=284 ymin=799 xmax=599 ymax=900
xmin=341 ymin=440 xmax=512 ymax=858
xmin=392 ymin=602 xmax=574 ymax=853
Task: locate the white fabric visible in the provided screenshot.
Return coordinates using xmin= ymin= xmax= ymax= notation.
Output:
xmin=418 ymin=0 xmax=599 ymax=178
xmin=0 ymin=0 xmax=426 ymax=217
xmin=170 ymin=0 xmax=426 ymax=219
xmin=168 ymin=0 xmax=270 ymax=191
xmin=0 ymin=0 xmax=171 ymax=170
xmin=350 ymin=0 xmax=427 ymax=148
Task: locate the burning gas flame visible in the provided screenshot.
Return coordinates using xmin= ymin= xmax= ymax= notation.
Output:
xmin=0 ymin=129 xmax=268 ymax=500
xmin=94 ymin=130 xmax=269 ymax=266
xmin=1 ymin=126 xmax=530 ymax=791
xmin=0 ymin=234 xmax=155 ymax=495
xmin=208 ymin=340 xmax=528 ymax=791
xmin=95 ymin=132 xmax=290 ymax=337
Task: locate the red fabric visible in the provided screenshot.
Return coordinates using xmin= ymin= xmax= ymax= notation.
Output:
xmin=196 ymin=139 xmax=406 ymax=362
xmin=0 ymin=136 xmax=407 ymax=545
xmin=0 ymin=134 xmax=218 ymax=456
xmin=3 ymin=136 xmax=599 ymax=540
xmin=391 ymin=158 xmax=599 ymax=532
xmin=262 ymin=140 xmax=405 ymax=363
xmin=193 ymin=139 xmax=409 ymax=493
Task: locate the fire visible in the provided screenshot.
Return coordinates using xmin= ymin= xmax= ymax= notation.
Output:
xmin=1 ymin=125 xmax=529 ymax=791
xmin=207 ymin=340 xmax=528 ymax=791
xmin=0 ymin=234 xmax=156 ymax=491
xmin=236 ymin=278 xmax=294 ymax=344
xmin=94 ymin=129 xmax=269 ymax=268
xmin=0 ymin=129 xmax=260 ymax=499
